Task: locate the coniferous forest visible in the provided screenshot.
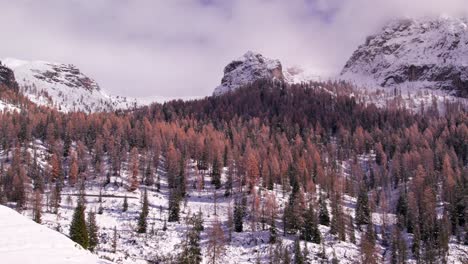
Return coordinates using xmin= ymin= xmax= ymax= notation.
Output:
xmin=0 ymin=79 xmax=467 ymax=263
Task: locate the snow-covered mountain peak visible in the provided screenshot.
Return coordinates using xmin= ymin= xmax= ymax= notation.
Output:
xmin=3 ymin=58 xmax=100 ymax=92
xmin=213 ymin=52 xmax=327 ymax=95
xmin=213 ymin=51 xmax=284 ymax=95
xmin=341 ymin=16 xmax=468 ymax=97
xmin=1 ymin=57 xmax=143 ymax=112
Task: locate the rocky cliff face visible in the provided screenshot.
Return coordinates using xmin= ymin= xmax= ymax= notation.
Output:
xmin=0 ymin=61 xmax=18 ymax=90
xmin=213 ymin=51 xmax=284 ymax=95
xmin=341 ymin=16 xmax=468 ymax=97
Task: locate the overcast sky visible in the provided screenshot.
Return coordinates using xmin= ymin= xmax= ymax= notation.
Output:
xmin=0 ymin=0 xmax=467 ymax=98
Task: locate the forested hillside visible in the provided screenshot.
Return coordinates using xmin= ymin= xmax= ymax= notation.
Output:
xmin=0 ymin=80 xmax=466 ymax=263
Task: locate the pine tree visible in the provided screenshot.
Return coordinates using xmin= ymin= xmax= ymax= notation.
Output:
xmin=318 ymin=196 xmax=330 ymax=226
xmin=69 ymin=202 xmax=89 ymax=249
xmin=355 ymin=187 xmax=370 ymax=228
xmin=224 ymin=161 xmax=233 ymax=197
xmin=51 ymin=180 xmax=62 ymax=214
xmin=227 ymin=202 xmax=233 ymax=242
xmin=302 ymin=204 xmax=320 ymax=244
xmin=347 ymin=215 xmax=356 ymax=244
xmin=137 ymin=189 xmax=149 ymax=233
xmin=391 ymin=229 xmax=406 ymax=264
xmin=168 ymin=189 xmax=181 ymax=222
xmin=32 ymin=190 xmax=42 ymax=224
xmin=234 ymin=200 xmax=243 ymax=232
xmin=87 ymin=211 xmax=99 ymax=252
xmin=112 ymin=226 xmax=117 ymax=253
xmin=284 ymin=180 xmax=304 ymax=234
xmin=178 ymin=214 xmax=203 ymax=264
xmin=412 ymin=220 xmax=421 ymax=262
xmin=144 ymin=162 xmax=154 ymax=186
xmin=396 ymin=191 xmax=408 ymax=230
xmin=269 ymin=219 xmax=278 ymax=244
xmin=211 ymin=157 xmax=222 ymax=189
xmin=293 ymin=238 xmax=304 ymax=264
xmin=122 ymin=195 xmax=128 ymax=212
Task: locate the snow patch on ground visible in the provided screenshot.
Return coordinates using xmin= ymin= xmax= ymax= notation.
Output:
xmin=0 ymin=205 xmax=108 ymax=264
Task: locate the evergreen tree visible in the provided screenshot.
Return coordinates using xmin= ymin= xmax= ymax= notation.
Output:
xmin=211 ymin=157 xmax=221 ymax=189
xmin=51 ymin=180 xmax=62 ymax=214
xmin=144 ymin=163 xmax=154 ymax=186
xmin=347 ymin=215 xmax=356 ymax=244
xmin=396 ymin=191 xmax=408 ymax=230
xmin=112 ymin=226 xmax=117 ymax=253
xmin=355 ymin=187 xmax=370 ymax=228
xmin=142 ymin=189 xmax=149 ymax=217
xmin=168 ymin=189 xmax=181 ymax=222
xmin=178 ymin=214 xmax=203 ymax=264
xmin=318 ymin=196 xmax=330 ymax=226
xmin=284 ymin=180 xmax=303 ymax=234
xmin=137 ymin=189 xmax=149 ymax=233
xmin=293 ymin=238 xmax=304 ymax=264
xmin=234 ymin=200 xmax=244 ymax=232
xmin=122 ymin=195 xmax=128 ymax=212
xmin=269 ymin=220 xmax=278 ymax=244
xmin=32 ymin=191 xmax=42 ymax=224
xmin=69 ymin=202 xmax=89 ymax=249
xmin=412 ymin=221 xmax=421 ymax=262
xmin=302 ymin=204 xmax=320 ymax=244
xmin=87 ymin=211 xmax=99 ymax=252
xmin=391 ymin=229 xmax=406 ymax=264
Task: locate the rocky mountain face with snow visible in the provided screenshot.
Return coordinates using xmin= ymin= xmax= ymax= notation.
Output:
xmin=341 ymin=16 xmax=468 ymax=98
xmin=213 ymin=51 xmax=285 ymax=95
xmin=213 ymin=51 xmax=323 ymax=95
xmin=2 ymin=58 xmax=138 ymax=113
xmin=0 ymin=61 xmax=18 ymax=90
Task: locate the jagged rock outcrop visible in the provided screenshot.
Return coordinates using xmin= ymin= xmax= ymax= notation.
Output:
xmin=0 ymin=61 xmax=18 ymax=91
xmin=213 ymin=51 xmax=284 ymax=95
xmin=341 ymin=16 xmax=468 ymax=97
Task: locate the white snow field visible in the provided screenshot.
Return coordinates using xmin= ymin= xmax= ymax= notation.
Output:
xmin=0 ymin=205 xmax=109 ymax=264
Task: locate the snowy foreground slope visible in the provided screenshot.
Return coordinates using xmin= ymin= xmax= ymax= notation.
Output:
xmin=0 ymin=205 xmax=108 ymax=264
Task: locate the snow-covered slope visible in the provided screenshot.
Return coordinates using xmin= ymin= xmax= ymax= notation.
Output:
xmin=0 ymin=205 xmax=106 ymax=264
xmin=341 ymin=16 xmax=468 ymax=98
xmin=2 ymin=58 xmax=139 ymax=113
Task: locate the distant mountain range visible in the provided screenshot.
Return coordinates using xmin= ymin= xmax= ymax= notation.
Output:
xmin=215 ymin=16 xmax=468 ymax=98
xmin=1 ymin=15 xmax=467 ymax=115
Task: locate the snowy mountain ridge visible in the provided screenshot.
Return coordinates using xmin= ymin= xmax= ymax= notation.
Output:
xmin=2 ymin=58 xmax=141 ymax=113
xmin=341 ymin=16 xmax=468 ymax=97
